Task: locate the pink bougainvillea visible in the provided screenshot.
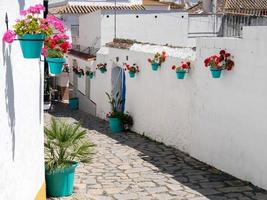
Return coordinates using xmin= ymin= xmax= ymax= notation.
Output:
xmin=2 ymin=30 xmax=16 ymax=43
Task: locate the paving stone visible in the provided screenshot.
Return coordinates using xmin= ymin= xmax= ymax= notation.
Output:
xmin=45 ymin=104 xmax=267 ymax=200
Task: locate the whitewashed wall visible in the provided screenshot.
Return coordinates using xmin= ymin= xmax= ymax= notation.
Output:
xmin=79 ymin=11 xmax=189 ymax=48
xmin=0 ymin=1 xmax=45 ymax=199
xmin=89 ymin=26 xmax=267 ymax=190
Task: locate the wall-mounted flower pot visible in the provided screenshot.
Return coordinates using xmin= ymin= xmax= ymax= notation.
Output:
xmin=100 ymin=68 xmax=106 ymax=73
xmin=151 ymin=63 xmax=160 ymax=71
xmin=210 ymin=68 xmax=222 ymax=78
xmin=45 ymin=162 xmax=78 ymax=197
xmin=109 ymin=118 xmax=122 ymax=133
xmin=77 ymin=74 xmax=82 ymax=78
xmin=87 ymin=74 xmax=94 ymax=79
xmin=18 ymin=34 xmax=45 ymax=59
xmin=176 ymin=71 xmax=186 ymax=79
xmin=129 ymin=71 xmax=135 ymax=78
xmin=47 ymin=57 xmax=65 ymax=75
xmin=69 ymin=97 xmax=79 ymax=110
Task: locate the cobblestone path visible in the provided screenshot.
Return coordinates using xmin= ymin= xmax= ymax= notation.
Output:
xmin=46 ymin=104 xmax=267 ymax=200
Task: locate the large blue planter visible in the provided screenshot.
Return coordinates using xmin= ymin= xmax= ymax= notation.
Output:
xmin=45 ymin=162 xmax=78 ymax=197
xmin=69 ymin=98 xmax=78 ymax=110
xmin=18 ymin=34 xmax=45 ymax=59
xmin=151 ymin=63 xmax=160 ymax=71
xmin=210 ymin=68 xmax=222 ymax=78
xmin=129 ymin=71 xmax=135 ymax=78
xmin=109 ymin=118 xmax=122 ymax=133
xmin=47 ymin=57 xmax=65 ymax=75
xmin=176 ymin=71 xmax=186 ymax=79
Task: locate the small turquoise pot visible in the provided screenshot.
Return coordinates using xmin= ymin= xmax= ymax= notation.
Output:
xmin=100 ymin=68 xmax=106 ymax=73
xmin=69 ymin=98 xmax=78 ymax=110
xmin=129 ymin=71 xmax=135 ymax=78
xmin=109 ymin=118 xmax=122 ymax=133
xmin=176 ymin=71 xmax=186 ymax=79
xmin=18 ymin=34 xmax=45 ymax=59
xmin=210 ymin=68 xmax=222 ymax=78
xmin=47 ymin=57 xmax=65 ymax=75
xmin=151 ymin=63 xmax=160 ymax=71
xmin=78 ymin=74 xmax=82 ymax=78
xmin=87 ymin=74 xmax=94 ymax=79
xmin=45 ymin=162 xmax=78 ymax=197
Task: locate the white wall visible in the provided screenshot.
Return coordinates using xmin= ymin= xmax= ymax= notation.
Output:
xmin=89 ymin=26 xmax=267 ymax=190
xmin=79 ymin=11 xmax=189 ymax=48
xmin=0 ymin=1 xmax=45 ymax=199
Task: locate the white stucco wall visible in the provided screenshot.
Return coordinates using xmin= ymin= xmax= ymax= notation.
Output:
xmin=79 ymin=11 xmax=189 ymax=48
xmin=0 ymin=1 xmax=44 ymax=199
xmin=88 ymin=26 xmax=267 ymax=190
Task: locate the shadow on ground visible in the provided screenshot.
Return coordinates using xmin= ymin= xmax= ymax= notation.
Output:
xmin=48 ymin=102 xmax=267 ymax=200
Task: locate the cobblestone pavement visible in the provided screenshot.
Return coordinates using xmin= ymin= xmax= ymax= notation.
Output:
xmin=46 ymin=104 xmax=267 ymax=200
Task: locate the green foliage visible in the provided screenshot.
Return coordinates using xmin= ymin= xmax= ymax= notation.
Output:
xmin=45 ymin=118 xmax=95 ymax=172
xmin=47 ymin=49 xmax=64 ymax=58
xmin=105 ymin=92 xmax=124 ymax=115
xmin=14 ymin=15 xmax=52 ymax=36
xmin=121 ymin=112 xmax=133 ymax=130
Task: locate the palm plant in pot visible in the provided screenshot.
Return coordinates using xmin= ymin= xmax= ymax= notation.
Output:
xmin=105 ymin=92 xmax=124 ymax=133
xmin=45 ymin=118 xmax=94 ymax=197
xmin=2 ymin=5 xmax=64 ymax=59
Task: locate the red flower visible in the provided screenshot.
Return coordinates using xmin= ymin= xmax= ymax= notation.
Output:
xmin=225 ymin=53 xmax=231 ymax=57
xmin=220 ymin=50 xmax=226 ymax=55
xmin=182 ymin=63 xmax=188 ymax=69
xmin=148 ymin=58 xmax=152 ymax=63
xmin=204 ymin=58 xmax=210 ymax=67
xmin=172 ymin=65 xmax=176 ymax=70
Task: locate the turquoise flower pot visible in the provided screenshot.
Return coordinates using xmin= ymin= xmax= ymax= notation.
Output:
xmin=176 ymin=71 xmax=186 ymax=79
xmin=18 ymin=34 xmax=45 ymax=59
xmin=109 ymin=118 xmax=122 ymax=133
xmin=78 ymin=74 xmax=82 ymax=78
xmin=129 ymin=71 xmax=135 ymax=78
xmin=151 ymin=63 xmax=160 ymax=71
xmin=45 ymin=162 xmax=78 ymax=197
xmin=88 ymin=74 xmax=94 ymax=79
xmin=69 ymin=98 xmax=78 ymax=110
xmin=47 ymin=57 xmax=65 ymax=75
xmin=100 ymin=68 xmax=106 ymax=73
xmin=210 ymin=68 xmax=222 ymax=78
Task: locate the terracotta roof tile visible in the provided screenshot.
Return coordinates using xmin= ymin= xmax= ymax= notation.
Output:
xmin=49 ymin=4 xmax=146 ymax=14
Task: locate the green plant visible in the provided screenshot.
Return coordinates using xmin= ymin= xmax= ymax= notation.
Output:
xmin=105 ymin=92 xmax=124 ymax=118
xmin=45 ymin=118 xmax=95 ymax=172
xmin=121 ymin=112 xmax=133 ymax=131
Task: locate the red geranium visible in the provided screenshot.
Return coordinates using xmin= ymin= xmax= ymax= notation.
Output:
xmin=172 ymin=61 xmax=190 ymax=72
xmin=148 ymin=51 xmax=167 ymax=65
xmin=124 ymin=63 xmax=140 ymax=73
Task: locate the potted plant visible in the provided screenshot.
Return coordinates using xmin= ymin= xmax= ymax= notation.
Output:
xmin=96 ymin=63 xmax=107 ymax=73
xmin=2 ymin=4 xmax=63 ymax=59
xmin=45 ymin=118 xmax=94 ymax=197
xmin=105 ymin=92 xmax=124 ymax=133
xmin=204 ymin=50 xmax=235 ymax=78
xmin=85 ymin=69 xmax=94 ymax=79
xmin=172 ymin=61 xmax=191 ymax=79
xmin=43 ymin=33 xmax=72 ymax=75
xmin=148 ymin=51 xmax=167 ymax=71
xmin=121 ymin=112 xmax=133 ymax=131
xmin=124 ymin=63 xmax=140 ymax=78
xmin=73 ymin=67 xmax=84 ymax=78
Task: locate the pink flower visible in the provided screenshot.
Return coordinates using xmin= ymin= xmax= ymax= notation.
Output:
xmin=20 ymin=10 xmax=28 ymax=16
xmin=2 ymin=30 xmax=16 ymax=43
xmin=45 ymin=15 xmax=65 ymax=33
xmin=41 ymin=47 xmax=47 ymax=57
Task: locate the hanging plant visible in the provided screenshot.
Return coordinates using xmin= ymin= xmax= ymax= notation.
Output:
xmin=204 ymin=50 xmax=235 ymax=78
xmin=96 ymin=63 xmax=107 ymax=73
xmin=2 ymin=4 xmax=64 ymax=59
xmin=172 ymin=61 xmax=191 ymax=79
xmin=85 ymin=70 xmax=94 ymax=79
xmin=124 ymin=63 xmax=140 ymax=78
xmin=43 ymin=33 xmax=72 ymax=75
xmin=147 ymin=51 xmax=166 ymax=71
xmin=73 ymin=67 xmax=84 ymax=78
xmin=62 ymin=64 xmax=70 ymax=73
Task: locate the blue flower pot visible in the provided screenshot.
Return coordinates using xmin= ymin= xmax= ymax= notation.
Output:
xmin=151 ymin=63 xmax=160 ymax=71
xmin=45 ymin=162 xmax=78 ymax=197
xmin=47 ymin=57 xmax=65 ymax=75
xmin=129 ymin=71 xmax=135 ymax=78
xmin=100 ymin=68 xmax=106 ymax=73
xmin=109 ymin=118 xmax=122 ymax=133
xmin=176 ymin=71 xmax=186 ymax=79
xmin=69 ymin=98 xmax=78 ymax=110
xmin=210 ymin=68 xmax=222 ymax=78
xmin=78 ymin=74 xmax=82 ymax=78
xmin=18 ymin=34 xmax=45 ymax=59
xmin=87 ymin=74 xmax=94 ymax=79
